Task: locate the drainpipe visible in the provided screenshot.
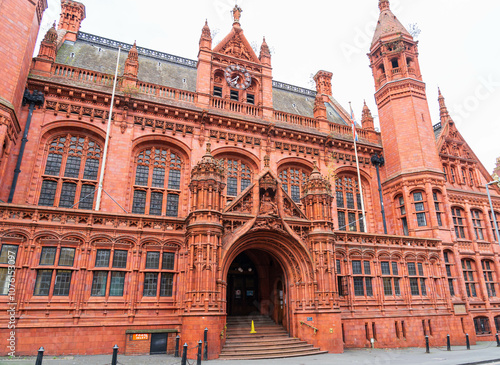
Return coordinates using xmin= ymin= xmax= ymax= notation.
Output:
xmin=8 ymin=89 xmax=45 ymax=203
xmin=371 ymin=153 xmax=387 ymax=234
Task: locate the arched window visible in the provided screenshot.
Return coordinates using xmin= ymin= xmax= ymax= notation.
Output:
xmin=482 ymin=260 xmax=497 ymax=298
xmin=336 ymin=175 xmax=365 ymax=232
xmin=489 ymin=211 xmax=499 ymax=242
xmin=450 ymin=167 xmax=456 ymax=184
xmin=462 ymin=259 xmax=477 ymax=297
xmin=452 ymin=207 xmax=467 ymax=239
xmin=39 ymin=134 xmax=102 ymax=209
xmin=469 ymin=169 xmax=476 ymax=186
xmin=131 ymin=147 xmax=182 ymax=216
xmin=471 ymin=210 xmax=484 ymax=240
xmin=279 ymin=166 xmax=309 ymax=203
xmin=474 ymin=317 xmax=491 ymax=335
xmin=412 ymin=191 xmax=427 ymax=227
xmin=219 ymin=158 xmax=253 ymax=199
xmin=395 ymin=195 xmax=409 ymax=236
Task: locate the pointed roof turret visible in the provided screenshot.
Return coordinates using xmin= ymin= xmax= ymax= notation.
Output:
xmin=123 ymin=41 xmax=139 ymax=81
xmin=361 ymin=100 xmax=375 ymax=131
xmin=371 ymin=0 xmax=411 ymax=47
xmin=36 ymin=22 xmax=58 ymax=61
xmin=438 ymin=88 xmax=450 ymax=123
xmin=199 ymin=20 xmax=212 ymax=50
xmin=259 ymin=37 xmax=271 ymax=66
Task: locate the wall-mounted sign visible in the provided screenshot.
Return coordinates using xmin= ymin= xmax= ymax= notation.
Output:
xmin=307 ymin=317 xmax=313 ymax=322
xmin=132 ymin=333 xmax=149 ymax=341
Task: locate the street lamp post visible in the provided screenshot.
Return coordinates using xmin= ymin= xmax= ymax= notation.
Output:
xmin=486 ymin=180 xmax=500 ymax=245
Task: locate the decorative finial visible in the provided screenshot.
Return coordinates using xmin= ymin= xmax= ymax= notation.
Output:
xmin=379 ymin=0 xmax=390 ymax=11
xmin=232 ymin=4 xmax=242 ymax=24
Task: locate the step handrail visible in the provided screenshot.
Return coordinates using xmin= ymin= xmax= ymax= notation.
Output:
xmin=299 ymin=321 xmax=318 ymax=334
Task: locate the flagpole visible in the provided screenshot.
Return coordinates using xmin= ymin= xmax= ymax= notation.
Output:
xmin=350 ymin=102 xmax=368 ymax=233
xmin=95 ymin=46 xmax=121 ymax=211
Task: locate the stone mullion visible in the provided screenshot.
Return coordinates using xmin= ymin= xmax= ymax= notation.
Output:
xmin=17 ymin=236 xmax=33 ymax=310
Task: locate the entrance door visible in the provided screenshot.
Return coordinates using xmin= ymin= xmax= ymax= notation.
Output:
xmin=227 ymin=253 xmax=258 ymax=316
xmin=150 ymin=333 xmax=167 ymax=354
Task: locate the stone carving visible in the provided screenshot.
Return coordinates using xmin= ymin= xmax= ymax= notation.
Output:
xmin=259 ymin=192 xmax=277 ymax=216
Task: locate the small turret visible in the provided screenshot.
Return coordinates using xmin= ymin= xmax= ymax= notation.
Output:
xmin=58 ymin=0 xmax=86 ymax=43
xmin=438 ymin=88 xmax=450 ymax=124
xmin=361 ymin=101 xmax=375 ymax=131
xmin=259 ymin=37 xmax=271 ymax=66
xmin=32 ymin=22 xmax=58 ymax=74
xmin=199 ymin=20 xmax=212 ymax=51
xmin=301 ymin=164 xmax=333 ymax=223
xmin=123 ymin=41 xmax=139 ymax=87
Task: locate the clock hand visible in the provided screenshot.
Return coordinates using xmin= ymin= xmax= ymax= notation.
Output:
xmin=231 ymin=75 xmax=240 ymax=83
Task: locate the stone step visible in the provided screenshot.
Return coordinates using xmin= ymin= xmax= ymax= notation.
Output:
xmin=224 ymin=337 xmax=299 ymax=345
xmin=222 ymin=341 xmax=311 ymax=351
xmin=219 ymin=348 xmax=329 ymax=360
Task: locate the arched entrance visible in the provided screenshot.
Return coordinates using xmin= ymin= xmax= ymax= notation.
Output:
xmin=226 ymin=249 xmax=287 ymax=327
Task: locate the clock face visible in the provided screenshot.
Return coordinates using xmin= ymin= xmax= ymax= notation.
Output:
xmin=224 ymin=65 xmax=252 ymax=90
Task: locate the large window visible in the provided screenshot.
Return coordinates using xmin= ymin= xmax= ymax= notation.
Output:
xmin=452 ymin=207 xmax=467 ymax=239
xmin=474 ymin=317 xmax=491 ymax=335
xmin=220 ymin=158 xmax=252 ymax=198
xmin=352 ymin=260 xmax=372 ymax=297
xmin=132 ymin=147 xmax=182 ymax=216
xmin=336 ymin=176 xmax=365 ymax=232
xmin=412 ymin=192 xmax=427 ymax=227
xmin=279 ymin=167 xmax=309 ymax=203
xmin=471 ymin=210 xmax=484 ymax=240
xmin=381 ymin=261 xmax=401 ymax=296
xmin=0 ymin=244 xmax=19 ymax=295
xmin=39 ymin=134 xmax=102 ymax=209
xmin=34 ymin=246 xmax=76 ymax=296
xmin=482 ymin=260 xmax=496 ymax=298
xmin=462 ymin=259 xmax=477 ymax=298
xmin=407 ymin=262 xmax=426 ymax=296
xmin=142 ymin=251 xmax=176 ymax=298
xmin=91 ymin=249 xmax=128 ymax=297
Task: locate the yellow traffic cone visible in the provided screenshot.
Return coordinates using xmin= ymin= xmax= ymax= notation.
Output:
xmin=250 ymin=320 xmax=257 ymax=334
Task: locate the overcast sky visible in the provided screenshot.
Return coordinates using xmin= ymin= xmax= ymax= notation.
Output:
xmin=37 ymin=0 xmax=500 ymax=174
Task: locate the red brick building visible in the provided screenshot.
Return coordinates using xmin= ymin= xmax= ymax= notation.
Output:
xmin=0 ymin=0 xmax=499 ymax=359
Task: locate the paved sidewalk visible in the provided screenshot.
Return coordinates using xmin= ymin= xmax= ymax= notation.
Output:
xmin=1 ymin=342 xmax=500 ymax=365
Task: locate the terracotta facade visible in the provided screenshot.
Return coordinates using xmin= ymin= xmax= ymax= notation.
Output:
xmin=0 ymin=0 xmax=499 ymax=359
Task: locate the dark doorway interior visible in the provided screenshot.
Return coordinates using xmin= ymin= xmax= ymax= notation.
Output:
xmin=227 ymin=252 xmax=259 ymax=316
xmin=150 ymin=333 xmax=167 ymax=354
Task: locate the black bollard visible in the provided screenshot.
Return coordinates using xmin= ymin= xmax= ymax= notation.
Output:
xmin=466 ymin=333 xmax=470 ymax=350
xmin=447 ymin=334 xmax=451 ymax=351
xmin=181 ymin=343 xmax=188 ymax=365
xmin=111 ymin=344 xmax=118 ymax=365
xmin=35 ymin=347 xmax=44 ymax=365
xmin=175 ymin=335 xmax=180 ymax=357
xmin=425 ymin=335 xmax=430 ymax=353
xmin=496 ymin=333 xmax=500 ymax=347
xmin=204 ymin=327 xmax=208 ymax=360
xmin=197 ymin=340 xmax=202 ymax=365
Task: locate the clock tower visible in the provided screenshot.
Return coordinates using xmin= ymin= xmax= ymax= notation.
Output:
xmin=196 ymin=5 xmax=273 ymax=119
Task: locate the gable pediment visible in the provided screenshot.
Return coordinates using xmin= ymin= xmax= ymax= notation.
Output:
xmin=213 ymin=26 xmax=260 ymax=63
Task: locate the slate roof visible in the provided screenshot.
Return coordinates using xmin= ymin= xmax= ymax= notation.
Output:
xmin=371 ymin=6 xmax=411 ymax=47
xmin=55 ymin=32 xmax=351 ymax=126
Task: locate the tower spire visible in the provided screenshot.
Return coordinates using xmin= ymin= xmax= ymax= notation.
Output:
xmin=438 ymin=88 xmax=450 ymax=123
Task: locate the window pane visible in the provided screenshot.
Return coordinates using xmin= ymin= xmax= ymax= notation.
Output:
xmin=59 ymin=182 xmax=77 ymax=208
xmin=365 ymin=278 xmax=373 ymax=296
xmin=149 ymin=191 xmax=163 ymax=216
xmin=132 ymin=190 xmax=146 ymax=214
xmin=241 ymin=178 xmax=251 ymax=192
xmin=381 ymin=262 xmax=390 ymax=275
xmin=383 ymin=277 xmax=392 ymax=295
xmin=64 ymin=155 xmax=81 ymax=178
xmin=143 ymin=273 xmax=158 ymax=296
xmin=417 ymin=213 xmax=427 ymax=227
xmin=112 ymin=250 xmax=128 ymax=268
xmin=109 ymin=272 xmax=125 ymax=296
xmin=346 ymin=192 xmax=355 ymax=209
xmin=0 ymin=245 xmax=18 ymax=264
xmin=227 ymin=177 xmax=237 ymax=196
xmin=0 ymin=268 xmax=12 ymax=295
xmin=413 ymin=192 xmax=423 ymax=201
xmin=162 ymin=252 xmax=175 ymax=270
xmin=44 ymin=153 xmax=62 ymax=176
xmin=336 ymin=191 xmax=344 ymax=208
xmin=152 ymin=167 xmax=165 ymax=188
xmin=448 ymin=279 xmax=455 ymax=296
xmin=34 ymin=270 xmax=52 ymax=295
xmin=391 ymin=262 xmax=398 ymax=276
xmin=58 ymin=248 xmax=75 ymax=266
xmin=95 ymin=250 xmax=110 ymax=267
xmin=353 ymin=277 xmax=364 ymax=296
xmin=415 ymin=202 xmax=425 ymax=212
xmin=407 ymin=263 xmax=416 ymax=276
xmin=420 ymin=278 xmax=426 ymax=296
xmin=146 ymin=252 xmax=160 ymax=269
xmin=363 ymin=261 xmax=371 ymax=275
xmin=160 ymin=273 xmax=173 ymax=297
xmin=394 ymin=278 xmax=401 ymax=295
xmin=166 ymin=194 xmax=179 ymax=217
xmin=53 ymin=270 xmax=72 ymax=296
xmin=168 ymin=169 xmax=181 ymax=190
xmin=352 ymin=261 xmax=362 ymax=275
xmin=91 ymin=271 xmax=108 ymax=296
xmin=348 ymin=212 xmax=357 ymax=232
xmin=40 ymin=247 xmax=56 ymax=265
xmin=39 ymin=180 xmax=57 ymax=206
xmin=338 ymin=212 xmax=346 ymax=231
xmin=291 ymin=185 xmax=300 ymax=203
xmin=83 ymin=158 xmax=99 ymax=180
xmin=410 ymin=278 xmax=419 ymax=295
xmin=135 ymin=165 xmax=149 ymax=186
xmin=417 ymin=263 xmax=424 ymax=276
xmin=79 ymin=184 xmax=95 ymax=210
